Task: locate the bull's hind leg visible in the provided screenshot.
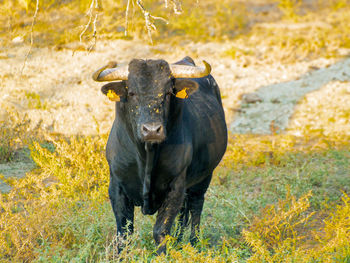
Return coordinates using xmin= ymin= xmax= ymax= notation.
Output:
xmin=187 ymin=173 xmax=212 ymax=245
xmin=109 ymin=175 xmax=134 ymax=250
xmin=153 ymin=171 xmax=186 ymax=254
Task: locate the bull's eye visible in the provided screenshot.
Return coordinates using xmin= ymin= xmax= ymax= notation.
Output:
xmin=128 ymin=92 xmax=136 ymax=97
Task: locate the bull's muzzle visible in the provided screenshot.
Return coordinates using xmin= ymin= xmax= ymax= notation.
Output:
xmin=141 ymin=122 xmax=165 ymax=143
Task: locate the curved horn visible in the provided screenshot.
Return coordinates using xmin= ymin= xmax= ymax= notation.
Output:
xmin=92 ymin=61 xmax=129 ymax=82
xmin=170 ymin=60 xmax=211 ymax=78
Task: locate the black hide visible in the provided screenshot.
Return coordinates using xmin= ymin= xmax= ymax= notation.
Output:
xmin=102 ymin=56 xmax=227 ymax=253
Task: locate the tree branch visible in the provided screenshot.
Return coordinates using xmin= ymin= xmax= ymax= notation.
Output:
xmin=125 ymin=0 xmax=131 ymax=36
xmin=21 ymin=0 xmax=39 ymax=74
xmin=136 ymin=0 xmax=168 ymax=44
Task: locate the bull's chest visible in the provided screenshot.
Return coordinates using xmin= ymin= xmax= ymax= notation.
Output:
xmin=112 ymin=148 xmax=188 ymax=210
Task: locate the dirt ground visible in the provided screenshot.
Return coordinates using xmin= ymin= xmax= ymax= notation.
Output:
xmin=1 ymin=39 xmax=350 ymax=191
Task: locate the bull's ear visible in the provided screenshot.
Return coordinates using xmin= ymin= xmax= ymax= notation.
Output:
xmin=101 ymin=81 xmax=127 ymax=102
xmin=174 ymin=79 xmax=199 ymax=99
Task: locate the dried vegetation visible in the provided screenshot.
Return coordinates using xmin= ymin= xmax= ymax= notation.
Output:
xmin=1 ymin=0 xmax=350 ymax=62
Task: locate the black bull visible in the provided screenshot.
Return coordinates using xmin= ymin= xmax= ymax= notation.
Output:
xmin=92 ymin=56 xmax=227 ymax=253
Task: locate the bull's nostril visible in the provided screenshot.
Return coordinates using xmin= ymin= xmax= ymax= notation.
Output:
xmin=141 ymin=123 xmax=164 ymax=141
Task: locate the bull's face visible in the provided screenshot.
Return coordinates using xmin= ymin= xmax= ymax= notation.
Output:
xmin=93 ymin=58 xmax=211 ymax=143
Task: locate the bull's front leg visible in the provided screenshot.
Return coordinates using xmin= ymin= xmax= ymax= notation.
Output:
xmin=109 ymin=174 xmax=134 ymax=252
xmin=153 ymin=171 xmax=186 ymax=254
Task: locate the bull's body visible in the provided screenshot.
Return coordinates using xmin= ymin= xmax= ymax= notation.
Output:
xmin=95 ymin=57 xmax=227 ymax=253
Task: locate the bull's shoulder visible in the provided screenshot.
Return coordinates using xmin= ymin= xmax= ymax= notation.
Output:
xmin=106 ymin=121 xmax=136 ymax=162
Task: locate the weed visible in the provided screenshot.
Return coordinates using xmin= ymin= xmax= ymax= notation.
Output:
xmin=25 ymin=91 xmax=48 ymax=110
xmin=277 ymin=0 xmax=301 ymax=21
xmin=223 ymin=46 xmax=253 ymax=60
xmin=330 ymin=0 xmax=349 ymax=11
xmin=314 ymin=193 xmax=350 ymax=261
xmin=243 ymin=190 xmax=313 ymax=262
xmin=243 ymin=191 xmax=350 ymax=262
xmin=0 ymin=134 xmax=110 ymax=261
xmin=0 ymin=111 xmax=35 ymax=163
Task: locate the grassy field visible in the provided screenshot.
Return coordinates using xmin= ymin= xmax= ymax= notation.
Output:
xmin=1 ymin=0 xmax=350 ymax=262
xmin=0 ymin=114 xmax=349 ymax=262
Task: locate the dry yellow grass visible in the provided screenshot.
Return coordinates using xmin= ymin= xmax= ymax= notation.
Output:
xmin=243 ymin=191 xmax=350 ymax=262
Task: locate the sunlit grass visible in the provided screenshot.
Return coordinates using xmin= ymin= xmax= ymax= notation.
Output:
xmin=243 ymin=191 xmax=350 ymax=262
xmin=0 ymin=109 xmax=349 ymax=261
xmin=224 ymin=3 xmax=350 ymax=63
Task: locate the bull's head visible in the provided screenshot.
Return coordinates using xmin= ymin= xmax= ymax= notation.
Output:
xmin=92 ymin=58 xmax=211 ymax=143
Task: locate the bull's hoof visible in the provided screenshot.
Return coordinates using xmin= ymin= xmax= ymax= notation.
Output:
xmin=141 ymin=203 xmax=157 ymax=215
xmin=156 ymin=244 xmax=167 ymax=255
